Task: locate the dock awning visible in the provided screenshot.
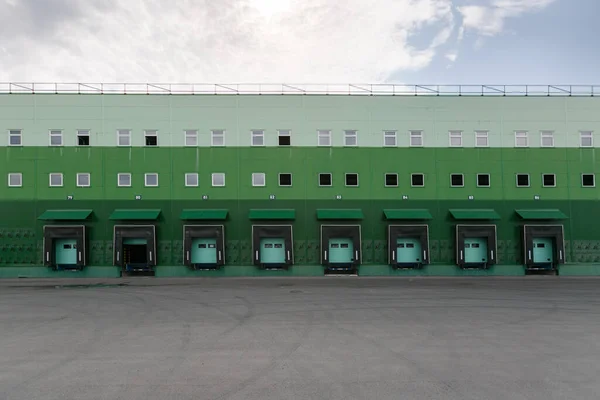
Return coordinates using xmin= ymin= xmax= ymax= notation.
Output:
xmin=316 ymin=209 xmax=364 ymax=220
xmin=109 ymin=209 xmax=161 ymax=220
xmin=449 ymin=209 xmax=500 ymax=220
xmin=37 ymin=209 xmax=93 ymax=221
xmin=248 ymin=209 xmax=296 ymax=220
xmin=515 ymin=209 xmax=568 ymax=220
xmin=180 ymin=209 xmax=228 ymax=220
xmin=384 ymin=209 xmax=432 ymax=220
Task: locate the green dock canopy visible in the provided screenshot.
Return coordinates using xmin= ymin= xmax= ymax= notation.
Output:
xmin=180 ymin=209 xmax=228 ymax=220
xmin=109 ymin=209 xmax=161 ymax=220
xmin=248 ymin=209 xmax=296 ymax=220
xmin=316 ymin=209 xmax=364 ymax=220
xmin=515 ymin=209 xmax=568 ymax=220
xmin=449 ymin=209 xmax=501 ymax=220
xmin=384 ymin=209 xmax=432 ymax=220
xmin=37 ymin=209 xmax=93 ymax=221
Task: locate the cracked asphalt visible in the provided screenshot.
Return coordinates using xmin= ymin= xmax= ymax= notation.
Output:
xmin=1 ymin=277 xmax=599 ymax=400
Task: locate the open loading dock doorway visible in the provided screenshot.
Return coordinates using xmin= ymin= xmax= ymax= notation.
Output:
xmin=183 ymin=225 xmax=225 ymax=270
xmin=113 ymin=225 xmax=156 ymax=273
xmin=43 ymin=225 xmax=87 ymax=271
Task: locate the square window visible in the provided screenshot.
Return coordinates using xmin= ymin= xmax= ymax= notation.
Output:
xmin=252 ymin=172 xmax=266 ymax=187
xmin=8 ymin=173 xmax=22 ymax=187
xmin=212 ymin=173 xmax=225 ymax=187
xmin=450 ymin=174 xmax=464 ymax=187
xmin=449 ymin=131 xmax=462 ymax=147
xmin=477 ymin=174 xmax=490 ymax=187
xmin=9 ymin=130 xmax=22 ymax=146
xmin=49 ymin=130 xmax=63 ymax=146
xmin=582 ymin=174 xmax=595 ymax=187
xmin=344 ymin=130 xmax=358 ymax=146
xmin=411 ymin=173 xmax=424 ymax=187
xmin=117 ymin=129 xmax=131 ymax=146
xmin=185 ymin=173 xmax=198 ymax=187
xmin=542 ymin=173 xmax=556 ymax=187
xmin=145 ymin=173 xmax=159 ymax=187
xmin=77 ymin=130 xmax=90 ymax=146
xmin=251 ymin=130 xmax=264 ymax=146
xmin=49 ymin=173 xmax=63 ymax=187
xmin=211 ymin=130 xmax=225 ymax=146
xmin=117 ymin=173 xmax=131 ymax=187
xmin=345 ymin=173 xmax=359 ymax=187
xmin=475 ymin=131 xmax=489 ymax=147
xmin=385 ymin=173 xmax=398 ymax=187
xmin=318 ymin=130 xmax=331 ymax=146
xmin=410 ymin=131 xmax=423 ymax=147
xmin=144 ymin=130 xmax=158 ymax=146
xmin=184 ymin=130 xmax=198 ymax=146
xmin=383 ymin=131 xmax=397 ymax=147
xmin=76 ymin=173 xmax=90 ymax=187
xmin=540 ymin=131 xmax=554 ymax=147
xmin=278 ymin=130 xmax=291 ymax=146
xmin=516 ymin=174 xmax=530 ymax=187
xmin=279 ymin=173 xmax=292 ymax=186
xmin=319 ymin=173 xmax=332 ymax=186
xmin=580 ymin=131 xmax=593 ymax=147
xmin=515 ymin=131 xmax=529 ymax=147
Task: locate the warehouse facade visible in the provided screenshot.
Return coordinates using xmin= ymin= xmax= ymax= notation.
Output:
xmin=0 ymin=84 xmax=599 ymax=277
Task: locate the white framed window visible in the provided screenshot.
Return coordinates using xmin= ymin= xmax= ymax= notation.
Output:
xmin=118 ymin=173 xmax=131 ymax=187
xmin=344 ymin=130 xmax=358 ymax=147
xmin=475 ymin=131 xmax=489 ymax=147
xmin=76 ymin=173 xmax=90 ymax=187
xmin=184 ymin=130 xmax=198 ymax=146
xmin=77 ymin=129 xmax=90 ymax=146
xmin=580 ymin=131 xmax=593 ymax=147
xmin=449 ymin=131 xmax=462 ymax=147
xmin=251 ymin=129 xmax=265 ymax=146
xmin=8 ymin=173 xmax=22 ymax=187
xmin=212 ymin=173 xmax=225 ymax=187
xmin=117 ymin=129 xmax=131 ymax=146
xmin=317 ymin=130 xmax=331 ymax=146
xmin=8 ymin=129 xmax=22 ymax=146
xmin=278 ymin=129 xmax=291 ymax=146
xmin=409 ymin=130 xmax=423 ymax=147
xmin=516 ymin=174 xmax=530 ymax=187
xmin=49 ymin=173 xmax=63 ymax=187
xmin=345 ymin=173 xmax=359 ymax=187
xmin=411 ymin=173 xmax=425 ymax=187
xmin=477 ymin=174 xmax=490 ymax=187
xmin=515 ymin=131 xmax=529 ymax=147
xmin=49 ymin=130 xmax=63 ymax=146
xmin=385 ymin=173 xmax=398 ymax=187
xmin=144 ymin=130 xmax=158 ymax=146
xmin=252 ymin=173 xmax=266 ymax=187
xmin=582 ymin=174 xmax=595 ymax=187
xmin=450 ymin=173 xmax=464 ymax=187
xmin=144 ymin=173 xmax=159 ymax=187
xmin=279 ymin=173 xmax=292 ymax=186
xmin=185 ymin=173 xmax=198 ymax=187
xmin=542 ymin=173 xmax=556 ymax=187
xmin=211 ymin=130 xmax=225 ymax=146
xmin=383 ymin=131 xmax=397 ymax=147
xmin=540 ymin=131 xmax=554 ymax=147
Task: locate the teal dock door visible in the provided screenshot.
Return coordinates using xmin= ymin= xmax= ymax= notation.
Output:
xmin=533 ymin=238 xmax=554 ymax=265
xmin=191 ymin=238 xmax=218 ymax=264
xmin=464 ymin=238 xmax=488 ymax=264
xmin=396 ymin=238 xmax=422 ymax=264
xmin=54 ymin=238 xmax=77 ymax=265
xmin=259 ymin=238 xmax=286 ymax=264
xmin=328 ymin=238 xmax=354 ymax=264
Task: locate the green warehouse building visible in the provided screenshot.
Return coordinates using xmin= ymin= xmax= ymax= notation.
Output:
xmin=0 ymin=83 xmax=599 ymax=278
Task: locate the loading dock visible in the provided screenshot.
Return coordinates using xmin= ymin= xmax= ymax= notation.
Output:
xmin=249 ymin=209 xmax=295 ymax=269
xmin=450 ymin=209 xmax=500 ymax=269
xmin=180 ymin=209 xmax=228 ymax=270
xmin=516 ymin=209 xmax=567 ymax=271
xmin=317 ymin=208 xmax=364 ymax=273
xmin=384 ymin=210 xmax=432 ymax=269
xmin=110 ymin=209 xmax=160 ymax=273
xmin=38 ymin=210 xmax=92 ymax=271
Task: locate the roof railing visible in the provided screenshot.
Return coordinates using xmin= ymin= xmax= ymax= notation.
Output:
xmin=0 ymin=83 xmax=597 ymax=96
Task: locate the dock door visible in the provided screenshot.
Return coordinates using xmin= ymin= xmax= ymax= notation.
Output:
xmin=387 ymin=224 xmax=430 ymax=269
xmin=183 ymin=225 xmax=225 ymax=269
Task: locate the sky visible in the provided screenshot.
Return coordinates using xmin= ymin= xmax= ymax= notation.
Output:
xmin=0 ymin=0 xmax=597 ymax=84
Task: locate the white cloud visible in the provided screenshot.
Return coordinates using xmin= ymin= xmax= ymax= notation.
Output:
xmin=0 ymin=0 xmax=456 ymax=83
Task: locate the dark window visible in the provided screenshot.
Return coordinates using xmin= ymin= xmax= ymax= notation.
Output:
xmin=516 ymin=174 xmax=530 ymax=187
xmin=477 ymin=174 xmax=490 ymax=187
xmin=411 ymin=173 xmax=424 ymax=187
xmin=472 ymin=243 xmax=480 ymax=248
xmin=406 ymin=243 xmax=414 ymax=248
xmin=279 ymin=173 xmax=292 ymax=186
xmin=199 ymin=244 xmax=206 ymax=248
xmin=345 ymin=173 xmax=359 ymax=187
xmin=450 ymin=174 xmax=464 ymax=187
xmin=319 ymin=173 xmax=332 ymax=186
xmin=78 ymin=136 xmax=90 ymax=146
xmin=543 ymin=174 xmax=556 ymax=187
xmin=582 ymin=174 xmax=595 ymax=187
xmin=385 ymin=173 xmax=398 ymax=187
xmin=265 ymin=244 xmax=273 ymax=248
xmin=341 ymin=243 xmax=349 ymax=248
xmin=145 ymin=136 xmax=157 ymax=146
xmin=274 ymin=244 xmax=283 ymax=248
xmin=278 ymin=135 xmax=291 ymax=146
